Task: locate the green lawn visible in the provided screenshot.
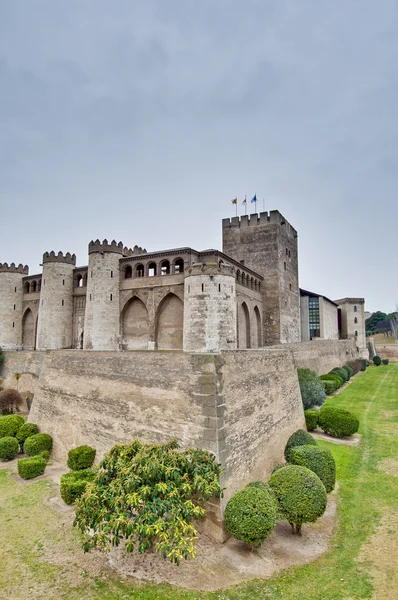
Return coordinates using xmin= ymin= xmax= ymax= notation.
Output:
xmin=1 ymin=364 xmax=397 ymax=599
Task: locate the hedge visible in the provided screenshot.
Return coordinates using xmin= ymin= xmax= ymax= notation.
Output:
xmin=67 ymin=445 xmax=96 ymax=471
xmin=317 ymin=405 xmax=359 ymax=437
xmin=342 ymin=366 xmax=351 ymax=380
xmin=224 ymin=486 xmax=277 ymax=547
xmin=24 ymin=433 xmax=53 ymax=457
xmin=330 ymin=367 xmax=348 ymax=383
xmin=0 ymin=414 xmax=25 ymax=438
xmin=60 ymin=469 xmax=96 ymax=505
xmin=289 ymin=445 xmax=336 ymax=493
xmin=16 ymin=423 xmax=39 ymax=450
xmin=382 ymin=359 xmax=389 ymax=366
xmin=272 ymin=462 xmax=288 ymax=474
xmin=373 ymin=355 xmax=381 ymax=366
xmin=0 ymin=436 xmax=19 ymax=460
xmin=304 ymin=409 xmax=319 ymax=432
xmin=18 ymin=456 xmax=47 ymax=479
xmin=269 ymin=464 xmax=327 ymax=534
xmin=297 ymin=368 xmax=326 ymax=409
xmin=321 ymin=373 xmax=344 ymax=388
xmin=284 ymin=429 xmax=317 ymax=462
xmin=322 ymin=379 xmax=336 ymax=395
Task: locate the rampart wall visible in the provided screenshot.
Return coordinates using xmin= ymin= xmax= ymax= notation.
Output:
xmin=283 ymin=339 xmax=359 ymax=374
xmin=374 ymin=344 xmax=398 ymax=361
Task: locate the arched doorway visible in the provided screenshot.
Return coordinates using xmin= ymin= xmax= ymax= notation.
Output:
xmin=156 ymin=294 xmax=183 ymax=350
xmin=22 ymin=309 xmax=35 ymax=349
xmin=122 ymin=297 xmax=150 ymax=350
xmin=253 ymin=306 xmax=262 ymax=348
xmin=238 ymin=302 xmax=250 ymax=349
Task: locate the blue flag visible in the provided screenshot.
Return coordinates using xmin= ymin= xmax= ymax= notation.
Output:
xmin=251 ymin=194 xmax=257 ymax=203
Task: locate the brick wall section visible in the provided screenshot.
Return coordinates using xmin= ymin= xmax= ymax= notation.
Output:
xmin=0 ymin=272 xmax=24 ymax=349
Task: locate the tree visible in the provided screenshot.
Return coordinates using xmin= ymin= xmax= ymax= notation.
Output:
xmin=73 ymin=440 xmax=223 ymax=564
xmin=297 ymin=368 xmax=326 ymax=409
xmin=0 ymin=388 xmax=23 ymax=414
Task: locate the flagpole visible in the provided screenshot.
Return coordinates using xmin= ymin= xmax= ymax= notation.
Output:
xmin=245 ymin=195 xmax=247 ymax=215
xmin=236 ymin=200 xmax=238 ymax=217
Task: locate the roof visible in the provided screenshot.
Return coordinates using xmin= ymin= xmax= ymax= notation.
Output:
xmin=300 ymin=288 xmax=338 ymax=307
xmin=334 ymin=297 xmax=365 ymax=305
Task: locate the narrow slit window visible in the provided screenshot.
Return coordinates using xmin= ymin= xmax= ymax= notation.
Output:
xmin=219 ymin=284 xmax=221 ymax=292
xmin=12 ymin=322 xmax=15 ymax=328
xmin=13 ymin=304 xmax=16 ymax=310
xmin=202 ymin=283 xmax=205 ymax=292
xmin=63 ymin=279 xmax=65 ymax=285
xmin=62 ymin=299 xmax=64 ymax=306
xmin=110 ymin=294 xmax=113 ymax=301
xmin=111 ymin=271 xmax=113 ymax=278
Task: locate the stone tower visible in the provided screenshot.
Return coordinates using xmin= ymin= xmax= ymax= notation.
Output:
xmin=36 ymin=252 xmax=75 ymax=349
xmin=0 ymin=262 xmax=28 ymax=350
xmin=222 ymin=211 xmax=300 ymax=345
xmin=84 ymin=240 xmax=131 ymax=350
xmin=335 ymin=298 xmax=368 ymax=359
xmin=183 ymin=261 xmax=236 ymax=352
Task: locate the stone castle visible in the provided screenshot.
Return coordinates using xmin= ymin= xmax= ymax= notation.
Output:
xmin=0 ymin=210 xmax=366 ymax=355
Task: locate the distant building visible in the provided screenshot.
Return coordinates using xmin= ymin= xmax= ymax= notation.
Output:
xmin=334 ymin=298 xmax=367 ymax=357
xmin=300 ymin=289 xmax=339 ymax=341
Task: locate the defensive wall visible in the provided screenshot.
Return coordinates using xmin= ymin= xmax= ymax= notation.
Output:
xmin=284 ymin=339 xmax=359 ymax=374
xmin=374 ymin=343 xmax=398 ymax=361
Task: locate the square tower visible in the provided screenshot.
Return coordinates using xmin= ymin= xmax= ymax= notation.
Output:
xmin=222 ymin=211 xmax=300 ymax=345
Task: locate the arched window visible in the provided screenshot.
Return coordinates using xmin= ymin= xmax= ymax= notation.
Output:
xmin=246 ymin=274 xmax=250 ymax=288
xmin=24 ymin=282 xmax=30 ymax=294
xmin=76 ymin=275 xmax=83 ymax=288
xmin=37 ymin=280 xmax=41 ymax=292
xmin=354 ymin=305 xmax=357 ymax=312
xmin=31 ymin=281 xmax=37 ymax=292
xmin=236 ymin=269 xmax=240 ymax=284
xmin=148 ymin=262 xmax=157 ymax=277
xmin=160 ymin=260 xmax=170 ymax=275
xmin=173 ymin=258 xmax=184 ymax=274
xmin=354 ymin=317 xmax=358 ymax=324
xmin=136 ymin=264 xmax=144 ymax=278
xmin=83 ymin=273 xmax=88 ymax=287
xmin=355 ymin=330 xmax=358 ymax=337
xmin=251 ymin=277 xmax=254 ymax=290
xmin=124 ymin=265 xmax=133 ymax=279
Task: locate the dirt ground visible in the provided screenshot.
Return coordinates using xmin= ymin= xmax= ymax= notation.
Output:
xmin=311 ymin=429 xmax=362 ymax=446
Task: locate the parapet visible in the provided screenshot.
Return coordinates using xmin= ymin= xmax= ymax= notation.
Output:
xmin=185 ymin=262 xmax=235 ymax=278
xmin=334 ymin=297 xmax=365 ymax=305
xmin=222 ymin=210 xmax=298 ymax=238
xmin=88 ymin=239 xmax=134 ymax=256
xmin=42 ymin=251 xmax=76 ymax=266
xmin=0 ymin=262 xmax=29 ymax=275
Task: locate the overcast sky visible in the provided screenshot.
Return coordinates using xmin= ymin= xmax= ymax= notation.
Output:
xmin=1 ymin=1 xmax=397 ymax=313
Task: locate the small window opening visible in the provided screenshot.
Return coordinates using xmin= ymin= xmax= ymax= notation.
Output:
xmin=188 ymin=285 xmax=191 ymax=294
xmin=124 ymin=265 xmax=133 ymax=279
xmin=111 ymin=270 xmax=113 ymax=278
xmin=12 ymin=322 xmax=15 ymax=328
xmin=174 ymin=258 xmax=184 ymax=273
xmin=219 ymin=283 xmax=221 ymax=292
xmin=355 ymin=330 xmax=358 ymax=337
xmin=202 ymin=283 xmax=205 ymax=292
xmin=240 ymin=260 xmax=245 ymax=265
xmin=160 ymin=260 xmax=170 ymax=276
xmin=289 ymin=283 xmax=292 ymax=291
xmin=62 ymin=279 xmax=65 ymax=285
xmin=136 ymin=264 xmax=145 ymax=278
xmin=76 ymin=275 xmax=83 ymax=288
xmin=110 ymin=294 xmax=113 ymax=301
xmin=354 ymin=317 xmax=358 ymax=324
xmin=62 ymin=299 xmax=64 ymax=306
xmin=284 ymin=261 xmax=287 ymax=270
xmin=289 ymin=250 xmax=291 ymax=257
xmin=13 ymin=304 xmax=16 ymax=310
xmin=89 ymin=294 xmax=92 ymax=301
xmin=354 ymin=305 xmax=357 ymax=312
xmin=148 ymin=262 xmax=157 ymax=277
xmin=14 ymin=287 xmax=17 ymax=293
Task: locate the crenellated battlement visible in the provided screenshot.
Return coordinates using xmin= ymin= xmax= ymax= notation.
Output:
xmin=222 ymin=210 xmax=297 ymax=238
xmin=0 ymin=262 xmax=29 ymax=274
xmin=88 ymin=239 xmax=135 ymax=256
xmin=43 ymin=251 xmax=76 ymax=265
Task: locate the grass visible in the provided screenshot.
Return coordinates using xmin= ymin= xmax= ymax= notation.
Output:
xmin=0 ymin=364 xmax=397 ymax=599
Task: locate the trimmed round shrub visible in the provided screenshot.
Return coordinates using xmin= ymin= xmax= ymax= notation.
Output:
xmin=67 ymin=445 xmax=96 ymax=471
xmin=322 ymin=379 xmax=336 ymax=395
xmin=373 ymin=355 xmax=381 ymax=367
xmin=60 ymin=469 xmax=96 ymax=505
xmin=40 ymin=450 xmax=51 ymax=462
xmin=224 ymin=486 xmax=277 ymax=547
xmin=24 ymin=433 xmax=52 ymax=457
xmin=361 ymin=360 xmax=367 ymax=372
xmin=297 ymin=368 xmax=326 ymax=409
xmin=304 ymin=409 xmax=319 ymax=432
xmin=284 ymin=429 xmax=317 ymax=462
xmin=269 ymin=464 xmax=327 ymax=534
xmin=318 ymin=406 xmax=359 ymax=437
xmin=382 ymin=359 xmax=389 ymax=366
xmin=289 ymin=445 xmax=336 ymax=493
xmin=16 ymin=423 xmax=39 ymax=450
xmin=331 ymin=367 xmax=348 ymax=383
xmin=0 ymin=436 xmax=19 ymax=460
xmin=246 ymin=481 xmax=278 ymax=508
xmin=322 ymin=373 xmax=344 ymax=388
xmin=345 ymin=364 xmax=354 ymax=377
xmin=0 ymin=414 xmax=25 ymax=438
xmin=18 ymin=456 xmax=47 ymax=479
xmin=272 ymin=462 xmax=288 ymax=474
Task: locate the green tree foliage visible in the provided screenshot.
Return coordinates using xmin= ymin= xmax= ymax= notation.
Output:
xmin=365 ymin=311 xmax=387 ymax=334
xmin=224 ymin=486 xmax=277 ymax=548
xmin=0 ymin=414 xmax=25 ymax=438
xmin=289 ymin=445 xmax=336 ymax=493
xmin=297 ymin=368 xmax=326 ymax=409
xmin=0 ymin=388 xmax=23 ymax=414
xmin=304 ymin=409 xmax=319 ymax=431
xmin=284 ymin=429 xmax=317 ymax=462
xmin=60 ymin=469 xmax=97 ymax=505
xmin=73 ymin=440 xmax=223 ymax=564
xmin=269 ymin=465 xmax=327 ymax=534
xmin=318 ymin=406 xmax=359 ymax=437
xmin=67 ymin=445 xmax=96 ymax=471
xmin=373 ymin=355 xmax=382 ymax=367
xmin=0 ymin=436 xmax=19 ymax=460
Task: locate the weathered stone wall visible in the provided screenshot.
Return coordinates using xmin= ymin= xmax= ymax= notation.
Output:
xmin=285 ymin=339 xmax=359 ymax=374
xmin=319 ymin=297 xmax=339 ymax=340
xmin=0 ymin=271 xmax=24 ymax=350
xmin=374 ymin=344 xmax=398 ymax=361
xmin=1 ymin=350 xmax=45 ymax=398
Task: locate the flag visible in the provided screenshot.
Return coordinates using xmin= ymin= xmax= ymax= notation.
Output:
xmin=251 ymin=194 xmax=257 ymax=203
xmin=242 ymin=196 xmax=247 ymax=205
xmin=231 ymin=198 xmax=237 ymax=205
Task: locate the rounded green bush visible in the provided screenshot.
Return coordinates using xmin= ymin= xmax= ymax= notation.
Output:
xmin=16 ymin=423 xmax=39 ymax=449
xmin=345 ymin=364 xmax=354 ymax=377
xmin=60 ymin=469 xmax=96 ymax=505
xmin=224 ymin=486 xmax=277 ymax=547
xmin=342 ymin=366 xmax=351 ymax=380
xmin=289 ymin=445 xmax=336 ymax=493
xmin=269 ymin=465 xmax=327 ymax=533
xmin=24 ymin=433 xmax=53 ymax=457
xmin=18 ymin=456 xmax=47 ymax=479
xmin=373 ymin=355 xmax=381 ymax=367
xmin=297 ymin=368 xmax=326 ymax=409
xmin=67 ymin=445 xmax=96 ymax=471
xmin=322 ymin=379 xmax=336 ymax=395
xmin=322 ymin=373 xmax=344 ymax=388
xmin=331 ymin=368 xmax=348 ymax=383
xmin=284 ymin=429 xmax=317 ymax=462
xmin=40 ymin=450 xmax=51 ymax=462
xmin=382 ymin=359 xmax=389 ymax=365
xmin=318 ymin=405 xmax=359 ymax=437
xmin=0 ymin=414 xmax=25 ymax=438
xmin=304 ymin=410 xmax=319 ymax=432
xmin=0 ymin=436 xmax=19 ymax=460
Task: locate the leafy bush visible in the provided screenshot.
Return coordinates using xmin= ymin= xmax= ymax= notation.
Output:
xmin=269 ymin=465 xmax=327 ymax=534
xmin=330 ymin=367 xmax=348 ymax=383
xmin=18 ymin=456 xmax=47 ymax=479
xmin=67 ymin=445 xmax=96 ymax=471
xmin=347 ymin=360 xmax=362 ymax=375
xmin=322 ymin=379 xmax=336 ymax=395
xmin=74 ymin=440 xmax=223 ymax=564
xmin=40 ymin=450 xmax=50 ymax=462
xmin=272 ymin=462 xmax=288 ymax=474
xmin=304 ymin=409 xmax=319 ymax=432
xmin=284 ymin=429 xmax=317 ymax=462
xmin=225 ymin=486 xmax=277 ymax=547
xmin=322 ymin=373 xmax=344 ymax=388
xmin=0 ymin=414 xmax=25 ymax=438
xmin=318 ymin=405 xmax=359 ymax=437
xmin=60 ymin=469 xmax=96 ymax=505
xmin=289 ymin=445 xmax=336 ymax=493
xmin=373 ymin=355 xmax=381 ymax=366
xmin=297 ymin=368 xmax=326 ymax=409
xmin=24 ymin=433 xmax=52 ymax=456
xmin=382 ymin=359 xmax=389 ymax=366
xmin=361 ymin=360 xmax=367 ymax=372
xmin=16 ymin=423 xmax=39 ymax=450
xmin=0 ymin=436 xmax=19 ymax=460
xmin=0 ymin=388 xmax=23 ymax=414
xmin=342 ymin=366 xmax=351 ymax=381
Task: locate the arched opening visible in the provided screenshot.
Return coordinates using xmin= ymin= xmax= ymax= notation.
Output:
xmin=156 ymin=294 xmax=184 ymax=350
xmin=22 ymin=309 xmax=35 ymax=349
xmin=251 ymin=277 xmax=254 ymax=290
xmin=83 ymin=273 xmax=88 ymax=286
xmin=24 ymin=282 xmax=30 ymax=294
xmin=238 ymin=302 xmax=251 ymax=349
xmin=76 ymin=275 xmax=83 ymax=288
xmin=136 ymin=264 xmax=145 ymax=278
xmin=354 ymin=317 xmax=358 ymax=324
xmin=121 ymin=297 xmax=149 ymax=350
xmin=236 ymin=270 xmax=241 ymax=284
xmin=354 ymin=305 xmax=357 ymax=312
xmin=79 ymin=330 xmax=84 ymax=349
xmin=148 ymin=262 xmax=157 ymax=277
xmin=254 ymin=306 xmax=262 ymax=348
xmin=124 ymin=265 xmax=133 ymax=279
xmin=37 ymin=280 xmax=41 ymax=292
xmin=173 ymin=258 xmax=184 ymax=274
xmin=160 ymin=260 xmax=170 ymax=275
xmin=246 ymin=274 xmax=250 ymax=288
xmin=31 ymin=281 xmax=37 ymax=292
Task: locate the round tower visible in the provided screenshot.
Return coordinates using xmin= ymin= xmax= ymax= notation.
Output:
xmin=0 ymin=262 xmax=28 ymax=350
xmin=183 ymin=262 xmax=237 ymax=352
xmin=36 ymin=251 xmax=76 ymax=350
xmin=83 ymin=240 xmax=132 ymax=350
